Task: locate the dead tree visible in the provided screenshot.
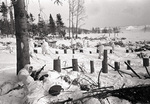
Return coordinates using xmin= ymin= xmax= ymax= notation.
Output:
xmin=75 ymin=0 xmax=86 ymax=37
xmin=69 ymin=0 xmax=76 ymax=38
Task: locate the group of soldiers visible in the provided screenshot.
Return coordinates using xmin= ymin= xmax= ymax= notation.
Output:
xmin=29 ymin=37 xmax=115 ymax=59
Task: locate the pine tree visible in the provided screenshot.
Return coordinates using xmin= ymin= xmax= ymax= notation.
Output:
xmin=38 ymin=14 xmax=47 ymax=37
xmin=49 ymin=14 xmax=56 ymax=35
xmin=27 ymin=13 xmax=35 ymax=36
xmin=0 ymin=2 xmax=8 ymax=20
xmin=0 ymin=2 xmax=9 ymax=36
xmin=56 ymin=13 xmax=64 ymax=36
xmin=92 ymin=27 xmax=95 ymax=33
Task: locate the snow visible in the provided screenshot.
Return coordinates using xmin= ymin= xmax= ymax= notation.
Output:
xmin=126 ymin=26 xmax=137 ymax=31
xmin=0 ymin=29 xmax=150 ymax=104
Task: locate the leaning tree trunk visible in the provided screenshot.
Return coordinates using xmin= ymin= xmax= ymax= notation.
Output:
xmin=13 ymin=0 xmax=30 ymax=74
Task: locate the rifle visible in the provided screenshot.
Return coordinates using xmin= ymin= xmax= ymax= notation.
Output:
xmin=31 ymin=64 xmax=46 ymax=80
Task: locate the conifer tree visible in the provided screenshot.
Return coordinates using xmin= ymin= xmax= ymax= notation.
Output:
xmin=49 ymin=14 xmax=56 ymax=35
xmin=56 ymin=13 xmax=64 ymax=36
xmin=1 ymin=2 xmax=8 ymax=20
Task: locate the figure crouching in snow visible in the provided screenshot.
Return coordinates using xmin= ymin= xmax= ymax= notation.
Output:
xmin=111 ymin=42 xmax=115 ymax=53
xmin=18 ymin=64 xmax=34 ymax=85
xmin=41 ymin=39 xmax=49 ymax=55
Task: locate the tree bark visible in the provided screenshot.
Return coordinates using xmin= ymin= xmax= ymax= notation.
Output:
xmin=13 ymin=0 xmax=30 ymax=74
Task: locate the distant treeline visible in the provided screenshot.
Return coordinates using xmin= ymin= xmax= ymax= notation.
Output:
xmin=91 ymin=27 xmax=120 ymax=34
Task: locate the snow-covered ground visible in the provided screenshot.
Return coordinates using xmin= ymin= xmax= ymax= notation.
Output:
xmin=0 ymin=29 xmax=150 ymax=104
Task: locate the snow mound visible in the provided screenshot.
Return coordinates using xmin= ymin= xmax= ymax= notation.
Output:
xmin=126 ymin=26 xmax=136 ymax=31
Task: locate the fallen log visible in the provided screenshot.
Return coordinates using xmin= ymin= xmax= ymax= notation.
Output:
xmin=51 ymin=84 xmax=150 ymax=104
xmin=110 ymin=84 xmax=150 ymax=104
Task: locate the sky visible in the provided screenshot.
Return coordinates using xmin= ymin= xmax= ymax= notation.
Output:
xmin=1 ymin=0 xmax=150 ymax=30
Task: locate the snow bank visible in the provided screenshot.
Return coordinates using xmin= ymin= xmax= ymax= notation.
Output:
xmin=0 ymin=30 xmax=150 ymax=104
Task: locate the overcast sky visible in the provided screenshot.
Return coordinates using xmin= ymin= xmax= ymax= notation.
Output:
xmin=2 ymin=0 xmax=150 ymax=29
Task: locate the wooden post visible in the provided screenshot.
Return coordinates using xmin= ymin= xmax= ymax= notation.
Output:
xmin=64 ymin=49 xmax=67 ymax=54
xmin=97 ymin=49 xmax=99 ymax=53
xmin=143 ymin=58 xmax=149 ymax=67
xmin=126 ymin=50 xmax=129 ymax=53
xmin=72 ymin=59 xmax=78 ymax=71
xmin=80 ymin=49 xmax=83 ymax=53
xmin=72 ymin=49 xmax=75 ymax=54
xmin=53 ymin=59 xmax=61 ymax=72
xmin=131 ymin=49 xmax=134 ymax=53
xmin=114 ymin=62 xmax=120 ymax=71
xmin=127 ymin=60 xmax=131 ymax=70
xmin=90 ymin=60 xmax=94 ymax=73
xmin=110 ymin=49 xmax=112 ymax=54
xmin=102 ymin=50 xmax=108 ymax=73
xmin=34 ymin=49 xmax=37 ymax=54
xmin=13 ymin=0 xmax=30 ymax=74
xmin=56 ymin=51 xmax=58 ymax=54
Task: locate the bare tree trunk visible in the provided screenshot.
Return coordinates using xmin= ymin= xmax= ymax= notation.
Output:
xmin=13 ymin=0 xmax=30 ymax=74
xmin=9 ymin=6 xmax=14 ymax=35
xmin=71 ymin=11 xmax=74 ymax=38
xmin=70 ymin=0 xmax=76 ymax=39
xmin=74 ymin=0 xmax=85 ymax=37
xmin=75 ymin=0 xmax=79 ymax=39
xmin=68 ymin=0 xmax=71 ymax=38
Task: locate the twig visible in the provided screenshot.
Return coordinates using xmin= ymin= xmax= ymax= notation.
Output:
xmin=62 ymin=66 xmax=73 ymax=70
xmin=144 ymin=66 xmax=150 ymax=77
xmin=118 ymin=70 xmax=133 ymax=77
xmin=80 ymin=78 xmax=97 ymax=87
xmin=124 ymin=61 xmax=142 ymax=79
xmin=83 ymin=74 xmax=97 ymax=86
xmin=98 ymin=68 xmax=102 ymax=88
xmin=37 ymin=94 xmax=49 ymax=103
xmin=0 ymin=81 xmax=14 ymax=95
xmin=78 ymin=65 xmax=87 ymax=73
xmin=108 ymin=64 xmax=123 ymax=77
xmin=84 ymin=86 xmax=114 ymax=94
xmin=3 ymin=84 xmax=24 ymax=95
xmin=51 ymin=98 xmax=73 ymax=104
xmin=121 ymin=83 xmax=125 ymax=88
xmin=106 ymin=98 xmax=111 ymax=104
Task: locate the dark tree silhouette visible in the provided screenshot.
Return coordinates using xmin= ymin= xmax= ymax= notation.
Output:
xmin=0 ymin=2 xmax=8 ymax=19
xmin=49 ymin=14 xmax=56 ymax=35
xmin=56 ymin=13 xmax=64 ymax=37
